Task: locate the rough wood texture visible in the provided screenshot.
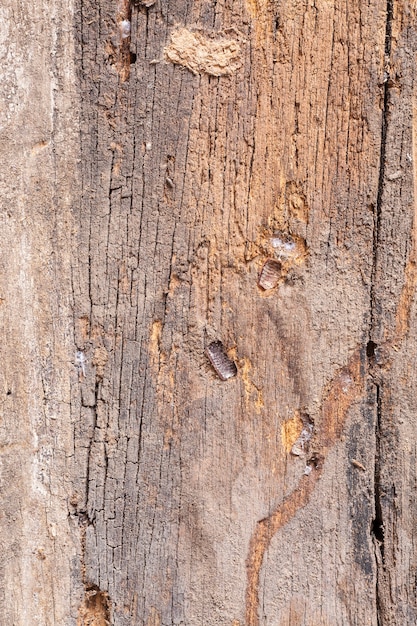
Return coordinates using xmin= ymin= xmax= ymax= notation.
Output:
xmin=2 ymin=0 xmax=417 ymax=625
xmin=369 ymin=5 xmax=417 ymax=623
xmin=0 ymin=0 xmax=81 ymax=623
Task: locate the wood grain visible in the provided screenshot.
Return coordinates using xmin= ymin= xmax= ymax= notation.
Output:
xmin=73 ymin=0 xmax=388 ymax=623
xmin=2 ymin=0 xmax=417 ymax=625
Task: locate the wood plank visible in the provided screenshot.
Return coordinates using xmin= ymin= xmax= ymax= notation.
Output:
xmin=74 ymin=1 xmax=390 ymax=624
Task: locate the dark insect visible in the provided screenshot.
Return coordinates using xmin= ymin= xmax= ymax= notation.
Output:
xmin=205 ymin=341 xmax=237 ymax=380
xmin=258 ymin=259 xmax=282 ymax=290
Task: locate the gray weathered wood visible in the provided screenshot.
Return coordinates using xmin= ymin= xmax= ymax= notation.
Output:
xmin=0 ymin=0 xmax=81 ymax=623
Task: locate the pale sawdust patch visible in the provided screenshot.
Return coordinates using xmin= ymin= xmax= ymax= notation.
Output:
xmin=164 ymin=28 xmax=243 ymax=76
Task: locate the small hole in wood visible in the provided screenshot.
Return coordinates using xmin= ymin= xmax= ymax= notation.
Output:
xmin=366 ymin=340 xmax=377 ymax=358
xmin=371 ymin=516 xmax=384 ymax=545
xmin=274 ymin=16 xmax=280 ymax=33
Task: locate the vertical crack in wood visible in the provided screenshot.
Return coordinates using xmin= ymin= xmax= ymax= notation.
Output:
xmin=368 ymin=10 xmax=417 ymax=618
xmin=370 ymin=0 xmax=393 ymax=331
xmin=371 ymin=384 xmax=384 ymax=558
xmin=77 ymin=514 xmax=112 ymax=625
xmin=372 ymin=383 xmax=385 ymax=626
xmin=368 ymin=3 xmax=393 ymax=625
xmin=85 ymin=378 xmax=99 ymax=524
xmin=117 ymin=0 xmax=132 ymax=81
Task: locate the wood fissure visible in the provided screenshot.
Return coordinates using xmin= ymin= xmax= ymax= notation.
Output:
xmin=368 ymin=4 xmax=394 ymax=624
xmin=370 ymin=0 xmax=394 ymax=332
xmin=371 ymin=383 xmax=384 ymax=556
xmin=373 ymin=383 xmax=384 ymax=626
xmin=368 ymin=3 xmax=417 ymax=625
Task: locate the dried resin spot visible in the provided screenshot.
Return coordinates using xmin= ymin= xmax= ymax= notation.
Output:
xmin=206 ymin=341 xmax=237 ymax=380
xmin=119 ymin=19 xmax=131 ymax=39
xmin=258 ymin=259 xmax=282 ymax=290
xmin=76 ymin=351 xmax=87 ymax=379
xmin=270 ymin=234 xmax=297 ymax=256
xmin=269 ymin=232 xmax=307 ymax=264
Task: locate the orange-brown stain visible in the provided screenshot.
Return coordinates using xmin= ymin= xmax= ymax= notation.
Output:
xmin=245 ymin=0 xmax=256 ymax=17
xmin=285 ymin=181 xmax=310 ymax=225
xmin=78 ymin=315 xmax=90 ymax=342
xmin=245 ymin=0 xmax=267 ymax=20
xmin=281 ymin=412 xmax=303 ymax=453
xmin=163 ymin=425 xmax=177 ymax=450
xmin=245 ymin=349 xmax=364 ymax=626
xmin=112 ymin=160 xmax=121 ymax=178
xmin=31 ymin=140 xmax=49 ymax=155
xmin=240 ymin=357 xmax=264 ymax=413
xmin=92 ymin=346 xmax=109 ymax=379
xmin=395 ymin=252 xmax=417 ymax=343
xmin=149 ymin=321 xmax=162 ymax=359
xmin=77 ymin=588 xmax=111 ymax=626
xmin=167 ymin=273 xmax=181 ymax=296
xmin=146 ymin=606 xmax=161 ymax=626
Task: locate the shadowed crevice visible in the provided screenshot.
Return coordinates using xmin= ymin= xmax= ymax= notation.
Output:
xmin=368 ymin=3 xmax=394 ymax=626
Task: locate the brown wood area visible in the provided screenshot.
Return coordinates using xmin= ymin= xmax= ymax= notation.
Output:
xmin=1 ymin=0 xmax=417 ymax=624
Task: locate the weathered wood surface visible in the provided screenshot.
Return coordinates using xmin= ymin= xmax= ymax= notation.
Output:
xmin=0 ymin=0 xmax=80 ymax=623
xmin=1 ymin=0 xmax=417 ymax=624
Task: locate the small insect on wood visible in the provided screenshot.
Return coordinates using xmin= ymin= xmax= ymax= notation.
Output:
xmin=205 ymin=341 xmax=237 ymax=381
xmin=258 ymin=259 xmax=282 ymax=290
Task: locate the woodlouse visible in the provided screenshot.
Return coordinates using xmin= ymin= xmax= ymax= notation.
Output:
xmin=258 ymin=259 xmax=282 ymax=290
xmin=205 ymin=341 xmax=237 ymax=380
